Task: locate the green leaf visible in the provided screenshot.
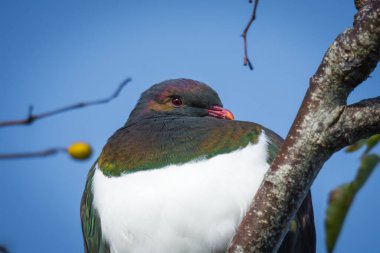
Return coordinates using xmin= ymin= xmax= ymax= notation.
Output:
xmin=364 ymin=134 xmax=380 ymax=154
xmin=325 ymin=154 xmax=380 ymax=253
xmin=345 ymin=139 xmax=367 ymax=153
xmin=345 ymin=134 xmax=380 ymax=153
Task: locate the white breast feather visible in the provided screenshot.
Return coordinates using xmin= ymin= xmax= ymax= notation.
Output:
xmin=92 ymin=132 xmax=270 ymax=253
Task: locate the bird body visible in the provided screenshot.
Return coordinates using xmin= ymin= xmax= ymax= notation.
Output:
xmin=92 ymin=131 xmax=268 ymax=253
xmin=81 ymin=79 xmax=315 ymax=253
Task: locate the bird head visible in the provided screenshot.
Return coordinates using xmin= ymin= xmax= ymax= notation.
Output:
xmin=126 ymin=79 xmax=234 ymax=125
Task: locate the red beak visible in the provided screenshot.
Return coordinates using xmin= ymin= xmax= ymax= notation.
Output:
xmin=208 ymin=106 xmax=235 ymax=120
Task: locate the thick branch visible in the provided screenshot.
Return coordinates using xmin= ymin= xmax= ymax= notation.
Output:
xmin=228 ymin=1 xmax=380 ymax=252
xmin=329 ymin=96 xmax=380 ymax=146
xmin=0 ymin=78 xmax=131 ymax=127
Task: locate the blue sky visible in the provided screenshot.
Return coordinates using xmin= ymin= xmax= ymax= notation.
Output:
xmin=0 ymin=1 xmax=379 ymax=252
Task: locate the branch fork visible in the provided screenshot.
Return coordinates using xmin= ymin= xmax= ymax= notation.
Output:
xmin=228 ymin=1 xmax=380 ymax=252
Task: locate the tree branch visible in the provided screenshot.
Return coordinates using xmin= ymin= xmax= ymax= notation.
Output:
xmin=228 ymin=0 xmax=380 ymax=252
xmin=0 ymin=148 xmax=64 ymax=159
xmin=0 ymin=78 xmax=132 ymax=127
xmin=242 ymin=0 xmax=259 ymax=70
xmin=329 ymin=97 xmax=380 ymax=148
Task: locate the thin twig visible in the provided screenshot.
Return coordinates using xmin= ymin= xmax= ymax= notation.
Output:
xmin=0 ymin=148 xmax=65 ymax=159
xmin=242 ymin=0 xmax=259 ymax=70
xmin=0 ymin=78 xmax=132 ymax=127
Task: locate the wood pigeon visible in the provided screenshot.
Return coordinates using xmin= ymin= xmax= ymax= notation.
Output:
xmin=81 ymin=79 xmax=316 ymax=253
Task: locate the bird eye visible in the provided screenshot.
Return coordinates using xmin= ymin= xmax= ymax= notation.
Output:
xmin=171 ymin=97 xmax=183 ymax=107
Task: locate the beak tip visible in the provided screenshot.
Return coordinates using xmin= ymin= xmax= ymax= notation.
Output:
xmin=208 ymin=106 xmax=235 ymax=120
xmin=226 ymin=112 xmax=234 ymax=120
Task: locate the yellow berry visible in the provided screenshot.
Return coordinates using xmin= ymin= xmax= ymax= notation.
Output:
xmin=67 ymin=142 xmax=92 ymax=160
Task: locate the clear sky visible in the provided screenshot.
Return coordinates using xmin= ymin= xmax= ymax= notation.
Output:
xmin=0 ymin=1 xmax=379 ymax=252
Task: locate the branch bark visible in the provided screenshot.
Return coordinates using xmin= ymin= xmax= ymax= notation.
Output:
xmin=228 ymin=0 xmax=380 ymax=252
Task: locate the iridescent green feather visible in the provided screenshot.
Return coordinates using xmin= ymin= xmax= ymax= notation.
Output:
xmin=81 ymin=161 xmax=110 ymax=253
xmin=263 ymin=127 xmax=283 ymax=164
xmin=98 ymin=117 xmax=264 ymax=177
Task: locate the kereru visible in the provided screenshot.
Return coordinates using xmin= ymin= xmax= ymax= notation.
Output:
xmin=81 ymin=79 xmax=316 ymax=253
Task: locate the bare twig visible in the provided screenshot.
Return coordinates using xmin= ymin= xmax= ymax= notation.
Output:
xmin=228 ymin=0 xmax=380 ymax=252
xmin=242 ymin=0 xmax=259 ymax=70
xmin=0 ymin=148 xmax=65 ymax=159
xmin=0 ymin=78 xmax=132 ymax=127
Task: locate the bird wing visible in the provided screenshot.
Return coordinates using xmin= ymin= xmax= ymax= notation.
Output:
xmin=278 ymin=192 xmax=316 ymax=253
xmin=81 ymin=162 xmax=111 ymax=253
xmin=97 ymin=117 xmax=266 ymax=176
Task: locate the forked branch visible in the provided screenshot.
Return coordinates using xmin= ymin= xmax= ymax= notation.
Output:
xmin=228 ymin=0 xmax=380 ymax=252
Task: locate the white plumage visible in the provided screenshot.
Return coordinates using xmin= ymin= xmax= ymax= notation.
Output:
xmin=92 ymin=132 xmax=269 ymax=253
